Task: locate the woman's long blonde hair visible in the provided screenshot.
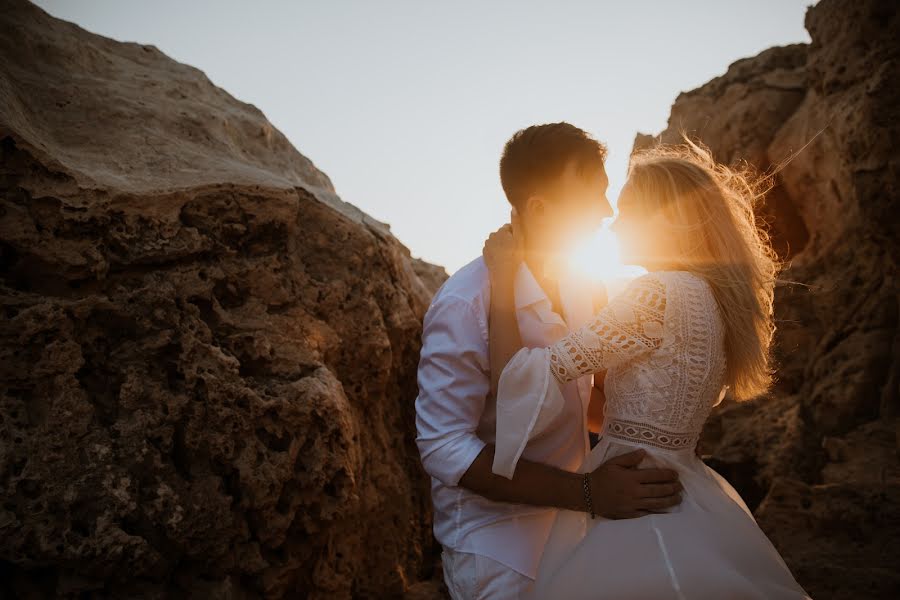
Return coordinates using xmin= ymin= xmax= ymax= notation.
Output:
xmin=625 ymin=138 xmax=781 ymax=401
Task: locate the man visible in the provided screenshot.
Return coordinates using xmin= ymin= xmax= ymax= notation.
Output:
xmin=414 ymin=123 xmax=683 ymax=599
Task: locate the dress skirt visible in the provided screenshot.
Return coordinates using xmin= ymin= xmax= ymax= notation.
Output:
xmin=527 ymin=435 xmax=812 ymax=600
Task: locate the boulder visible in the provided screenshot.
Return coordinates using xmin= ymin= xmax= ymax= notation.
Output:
xmin=0 ymin=1 xmax=447 ymax=598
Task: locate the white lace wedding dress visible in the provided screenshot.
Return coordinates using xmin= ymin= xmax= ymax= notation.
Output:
xmin=492 ymin=270 xmax=811 ymax=599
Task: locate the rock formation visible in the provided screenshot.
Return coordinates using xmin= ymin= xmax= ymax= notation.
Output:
xmin=0 ymin=1 xmax=447 ymax=598
xmin=635 ymin=0 xmax=899 ymax=598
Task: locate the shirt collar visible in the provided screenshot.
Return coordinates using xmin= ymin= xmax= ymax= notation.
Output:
xmin=514 ymin=261 xmax=551 ymax=310
xmin=513 ymin=260 xmax=596 ymax=331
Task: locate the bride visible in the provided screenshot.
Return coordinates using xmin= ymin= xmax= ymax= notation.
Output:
xmin=483 ymin=141 xmax=812 ymax=599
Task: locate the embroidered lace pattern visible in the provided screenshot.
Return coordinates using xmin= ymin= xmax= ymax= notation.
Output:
xmin=606 ymin=418 xmax=698 ymax=451
xmin=549 ymin=276 xmax=667 ymax=383
xmin=548 ymin=271 xmax=727 ymax=450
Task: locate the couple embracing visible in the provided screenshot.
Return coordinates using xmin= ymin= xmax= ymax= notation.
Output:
xmin=415 ymin=122 xmax=811 ymax=599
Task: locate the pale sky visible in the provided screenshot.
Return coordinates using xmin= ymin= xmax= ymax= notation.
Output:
xmin=35 ymin=0 xmax=815 ymax=274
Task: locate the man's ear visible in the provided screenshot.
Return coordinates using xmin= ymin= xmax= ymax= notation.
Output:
xmin=523 ymin=194 xmax=546 ymax=221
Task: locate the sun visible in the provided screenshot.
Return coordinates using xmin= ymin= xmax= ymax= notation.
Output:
xmin=567 ymin=220 xmax=646 ymax=290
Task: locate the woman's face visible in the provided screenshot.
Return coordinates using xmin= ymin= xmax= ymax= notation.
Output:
xmin=611 ymin=181 xmax=673 ymax=267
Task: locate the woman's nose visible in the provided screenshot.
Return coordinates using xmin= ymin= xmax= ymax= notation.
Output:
xmin=601 ymin=197 xmax=614 ymax=219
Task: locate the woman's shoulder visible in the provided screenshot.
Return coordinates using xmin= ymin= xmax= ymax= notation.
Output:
xmin=628 ymin=270 xmax=710 ymax=292
xmin=611 ymin=272 xmax=669 ymax=317
xmin=618 ymin=270 xmax=686 ymax=296
xmin=617 ymin=270 xmax=713 ymax=314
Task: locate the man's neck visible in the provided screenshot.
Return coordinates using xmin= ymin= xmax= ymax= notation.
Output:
xmin=523 ymin=247 xmax=565 ymax=315
xmin=524 ymin=244 xmax=565 ymax=279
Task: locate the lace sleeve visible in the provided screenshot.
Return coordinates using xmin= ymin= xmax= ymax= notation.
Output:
xmin=549 ymin=274 xmax=667 ymax=383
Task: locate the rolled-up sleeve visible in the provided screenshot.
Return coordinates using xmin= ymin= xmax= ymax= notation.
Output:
xmin=415 ymin=294 xmax=489 ymax=488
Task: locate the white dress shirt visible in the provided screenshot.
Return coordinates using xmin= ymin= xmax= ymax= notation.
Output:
xmin=414 ymin=256 xmax=601 ymax=579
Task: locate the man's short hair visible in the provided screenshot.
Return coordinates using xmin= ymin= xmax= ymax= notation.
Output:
xmin=499 ymin=122 xmax=607 ymax=209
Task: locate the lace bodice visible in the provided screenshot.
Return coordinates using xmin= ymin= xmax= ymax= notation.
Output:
xmin=550 ymin=270 xmax=727 ymax=450
xmin=490 ymin=270 xmax=729 ymax=478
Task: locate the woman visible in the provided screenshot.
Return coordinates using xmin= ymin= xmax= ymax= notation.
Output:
xmin=483 ymin=141 xmax=811 ymax=599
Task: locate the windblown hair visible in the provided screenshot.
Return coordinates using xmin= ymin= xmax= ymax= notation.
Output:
xmin=499 ymin=122 xmax=607 ymax=209
xmin=625 ymin=138 xmax=781 ymax=401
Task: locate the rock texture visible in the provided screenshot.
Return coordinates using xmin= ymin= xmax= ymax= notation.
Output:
xmin=636 ymin=1 xmax=899 ymax=598
xmin=0 ymin=1 xmax=447 ymax=598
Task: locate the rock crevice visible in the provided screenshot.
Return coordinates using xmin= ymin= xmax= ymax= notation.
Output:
xmin=635 ymin=1 xmax=899 ymax=597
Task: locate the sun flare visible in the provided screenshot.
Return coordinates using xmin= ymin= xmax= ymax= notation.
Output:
xmin=567 ymin=220 xmax=646 ymax=292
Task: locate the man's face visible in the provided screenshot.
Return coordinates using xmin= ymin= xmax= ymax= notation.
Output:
xmin=525 ymin=159 xmax=612 ymax=251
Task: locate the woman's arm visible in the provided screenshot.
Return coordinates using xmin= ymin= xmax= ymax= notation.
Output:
xmin=482 ymin=216 xmax=525 ymax=398
xmin=550 ymin=273 xmax=667 ymax=384
xmin=488 ymin=269 xmax=522 ymax=398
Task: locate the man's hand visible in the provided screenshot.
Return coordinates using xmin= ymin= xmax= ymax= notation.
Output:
xmin=588 ymin=449 xmax=682 ymax=519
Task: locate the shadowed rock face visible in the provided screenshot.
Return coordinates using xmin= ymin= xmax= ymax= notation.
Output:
xmin=636 ymin=0 xmax=899 ymax=597
xmin=0 ymin=1 xmax=447 ymax=598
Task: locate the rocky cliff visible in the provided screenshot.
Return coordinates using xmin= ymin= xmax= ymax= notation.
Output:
xmin=0 ymin=1 xmax=447 ymax=598
xmin=635 ymin=1 xmax=899 ymax=598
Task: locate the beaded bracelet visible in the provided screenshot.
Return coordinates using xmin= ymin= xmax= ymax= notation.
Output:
xmin=582 ymin=473 xmax=595 ymax=519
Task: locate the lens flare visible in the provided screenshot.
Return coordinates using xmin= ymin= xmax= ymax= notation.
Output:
xmin=568 ymin=220 xmax=646 ymax=293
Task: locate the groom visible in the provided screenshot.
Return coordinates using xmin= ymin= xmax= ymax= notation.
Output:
xmin=415 ymin=123 xmax=684 ymax=599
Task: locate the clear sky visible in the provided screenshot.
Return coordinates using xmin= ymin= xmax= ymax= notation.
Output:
xmin=35 ymin=0 xmax=815 ymax=274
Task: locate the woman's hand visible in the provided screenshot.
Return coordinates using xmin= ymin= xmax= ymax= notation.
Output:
xmin=483 ymin=211 xmax=525 ymax=278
